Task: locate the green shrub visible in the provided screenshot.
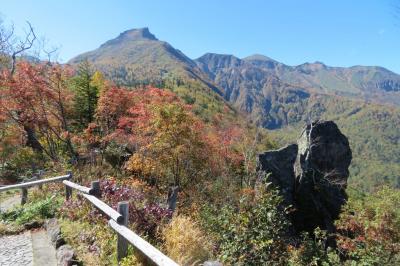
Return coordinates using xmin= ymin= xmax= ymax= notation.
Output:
xmin=289 ymin=187 xmax=400 ymax=265
xmin=201 ymin=189 xmax=291 ymax=265
xmin=335 ymin=187 xmax=400 ymax=265
xmin=0 ymin=147 xmax=45 ymax=182
xmin=120 ymin=255 xmax=143 ymax=266
xmin=103 ymin=142 xmax=131 ymax=168
xmin=0 ymin=196 xmax=61 ymax=225
xmin=60 ymin=219 xmax=117 ymax=266
xmin=287 ymin=228 xmax=341 ymax=266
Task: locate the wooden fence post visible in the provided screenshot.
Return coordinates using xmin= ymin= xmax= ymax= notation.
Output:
xmin=38 ymin=170 xmax=44 ymax=190
xmin=21 ymin=188 xmax=28 ymax=205
xmin=117 ymin=201 xmax=129 ymax=261
xmin=65 ymin=171 xmax=73 ymax=200
xmin=91 ymin=181 xmax=101 ymax=198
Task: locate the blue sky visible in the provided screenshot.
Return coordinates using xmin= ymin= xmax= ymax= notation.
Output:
xmin=1 ymin=0 xmax=400 ymax=73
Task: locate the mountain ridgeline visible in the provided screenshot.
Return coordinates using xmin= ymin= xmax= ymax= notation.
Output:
xmin=69 ymin=28 xmax=222 ymax=94
xmin=69 ymin=28 xmax=400 ymax=190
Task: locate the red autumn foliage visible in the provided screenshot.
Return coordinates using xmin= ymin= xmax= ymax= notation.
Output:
xmin=0 ymin=62 xmax=76 ymax=159
xmin=94 ymin=85 xmax=246 ymax=189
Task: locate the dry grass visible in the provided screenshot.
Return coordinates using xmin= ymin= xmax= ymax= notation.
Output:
xmin=161 ymin=215 xmax=212 ymax=265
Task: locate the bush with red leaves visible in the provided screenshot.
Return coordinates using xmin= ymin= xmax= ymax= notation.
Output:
xmin=60 ymin=179 xmax=172 ymax=241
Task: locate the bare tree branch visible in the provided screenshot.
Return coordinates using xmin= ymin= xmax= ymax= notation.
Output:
xmin=34 ymin=36 xmax=60 ymax=63
xmin=10 ymin=21 xmax=37 ymax=75
xmin=43 ymin=46 xmax=59 ymax=63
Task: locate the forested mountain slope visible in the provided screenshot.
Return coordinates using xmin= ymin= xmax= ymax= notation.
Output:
xmin=196 ymin=53 xmax=400 ymax=190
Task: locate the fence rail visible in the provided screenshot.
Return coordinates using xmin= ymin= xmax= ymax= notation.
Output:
xmin=109 ymin=219 xmax=178 ymax=266
xmin=0 ymin=173 xmax=178 ymax=265
xmin=81 ymin=193 xmax=123 ymax=223
xmin=0 ymin=174 xmax=71 ymax=192
xmin=65 ymin=179 xmax=178 ymax=265
xmin=0 ymin=173 xmax=72 ymax=204
xmin=62 ymin=180 xmax=93 ymax=195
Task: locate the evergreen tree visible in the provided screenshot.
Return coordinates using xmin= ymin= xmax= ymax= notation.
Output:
xmin=72 ymin=60 xmax=99 ymax=130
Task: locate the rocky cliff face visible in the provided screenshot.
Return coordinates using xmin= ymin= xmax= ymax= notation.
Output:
xmin=196 ymin=53 xmax=400 ymax=108
xmin=257 ymin=120 xmax=352 ymax=237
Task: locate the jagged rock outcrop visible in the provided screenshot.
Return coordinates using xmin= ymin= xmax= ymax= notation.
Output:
xmin=257 ymin=120 xmax=352 ymax=236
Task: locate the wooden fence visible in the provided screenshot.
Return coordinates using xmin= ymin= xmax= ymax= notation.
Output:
xmin=0 ymin=173 xmax=178 ymax=266
xmin=0 ymin=173 xmax=72 ymax=204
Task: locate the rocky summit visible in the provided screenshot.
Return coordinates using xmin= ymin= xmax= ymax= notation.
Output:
xmin=257 ymin=120 xmax=352 ymax=235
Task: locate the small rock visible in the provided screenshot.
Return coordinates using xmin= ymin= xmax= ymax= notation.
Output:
xmin=23 ymin=220 xmax=42 ymax=230
xmin=57 ymin=245 xmax=76 ymax=266
xmin=45 ymin=218 xmax=65 ymax=248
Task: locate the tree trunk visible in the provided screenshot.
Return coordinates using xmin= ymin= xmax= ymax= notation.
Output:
xmin=167 ymin=186 xmax=179 ymax=212
xmin=23 ymin=124 xmax=44 ymax=153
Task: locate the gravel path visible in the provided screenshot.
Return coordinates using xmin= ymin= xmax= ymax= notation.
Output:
xmin=0 ymin=231 xmax=33 ymax=266
xmin=0 ymin=193 xmax=57 ymax=265
xmin=0 ymin=230 xmax=57 ymax=266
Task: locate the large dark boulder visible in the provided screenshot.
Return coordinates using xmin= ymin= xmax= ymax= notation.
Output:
xmin=257 ymin=120 xmax=352 ymax=236
xmin=257 ymin=144 xmax=298 ymax=205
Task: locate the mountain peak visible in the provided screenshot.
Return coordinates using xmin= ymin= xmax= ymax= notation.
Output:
xmin=243 ymin=54 xmax=276 ymax=62
xmin=119 ymin=27 xmax=158 ymax=41
xmin=313 ymin=61 xmax=326 ymax=66
xmin=99 ymin=27 xmax=157 ymax=48
xmin=196 ymin=53 xmax=242 ymax=69
xmin=198 ymin=53 xmax=239 ymax=60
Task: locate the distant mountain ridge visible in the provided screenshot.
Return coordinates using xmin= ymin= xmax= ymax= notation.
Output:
xmin=194 ymin=52 xmax=400 ymax=129
xmin=68 ymin=28 xmax=400 ymax=127
xmin=196 ymin=53 xmax=400 ymax=106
